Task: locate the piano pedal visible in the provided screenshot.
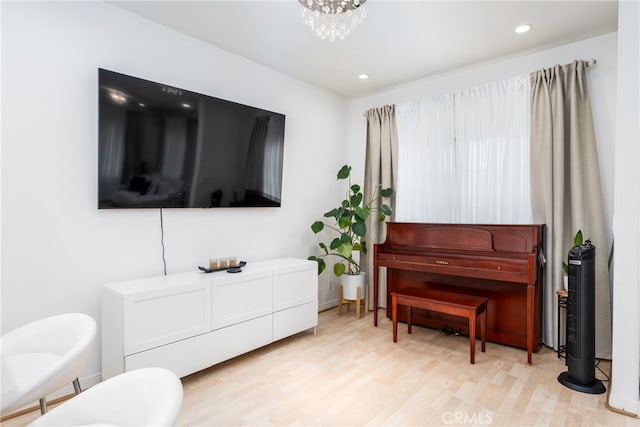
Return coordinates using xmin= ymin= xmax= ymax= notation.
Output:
xmin=441 ymin=325 xmax=453 ymax=335
xmin=454 ymin=328 xmax=461 ymax=336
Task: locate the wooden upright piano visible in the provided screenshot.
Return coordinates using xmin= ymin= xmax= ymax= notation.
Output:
xmin=373 ymin=223 xmax=544 ymax=364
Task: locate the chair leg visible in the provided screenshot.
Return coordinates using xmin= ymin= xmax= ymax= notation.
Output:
xmin=39 ymin=397 xmax=47 ymax=415
xmin=73 ymin=377 xmax=82 ymax=394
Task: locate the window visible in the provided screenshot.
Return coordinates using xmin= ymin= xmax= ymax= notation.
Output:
xmin=395 ymin=75 xmax=532 ymax=224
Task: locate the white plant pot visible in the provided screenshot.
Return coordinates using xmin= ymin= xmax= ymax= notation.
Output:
xmin=341 ymin=272 xmax=366 ymax=300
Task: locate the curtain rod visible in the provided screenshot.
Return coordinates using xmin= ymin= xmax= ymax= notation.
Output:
xmin=363 ymin=58 xmax=599 ymax=116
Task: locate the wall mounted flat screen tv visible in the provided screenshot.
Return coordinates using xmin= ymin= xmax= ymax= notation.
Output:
xmin=98 ymin=68 xmax=285 ymax=209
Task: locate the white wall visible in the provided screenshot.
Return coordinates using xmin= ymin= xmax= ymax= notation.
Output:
xmin=609 ymin=0 xmax=640 ymax=416
xmin=1 ymin=1 xmax=348 ymax=384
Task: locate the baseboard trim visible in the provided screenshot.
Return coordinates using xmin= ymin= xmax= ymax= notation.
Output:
xmin=318 ymin=299 xmax=338 ymax=312
xmin=608 ymin=396 xmax=640 ymax=418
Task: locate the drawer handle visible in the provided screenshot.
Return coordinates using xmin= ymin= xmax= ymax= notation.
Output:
xmin=498 ymin=266 xmax=502 ymax=270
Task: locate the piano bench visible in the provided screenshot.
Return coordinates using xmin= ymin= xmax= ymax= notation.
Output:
xmin=390 ymin=288 xmax=488 ymax=364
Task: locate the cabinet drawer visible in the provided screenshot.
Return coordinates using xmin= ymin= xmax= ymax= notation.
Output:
xmin=273 ymin=301 xmax=318 ymax=341
xmin=273 ymin=263 xmax=317 ymax=311
xmin=125 ymin=332 xmax=213 ymax=378
xmin=211 ymin=271 xmax=272 ymax=330
xmin=211 ymin=315 xmax=272 ymax=365
xmin=124 ymin=281 xmax=211 ymax=355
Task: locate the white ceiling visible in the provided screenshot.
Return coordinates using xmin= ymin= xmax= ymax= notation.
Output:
xmin=110 ymin=0 xmax=618 ymax=99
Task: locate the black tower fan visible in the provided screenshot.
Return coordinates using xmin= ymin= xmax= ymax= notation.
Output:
xmin=558 ymin=240 xmax=606 ymax=394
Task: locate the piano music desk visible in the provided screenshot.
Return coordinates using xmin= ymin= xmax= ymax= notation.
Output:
xmin=391 ymin=287 xmax=488 ymax=364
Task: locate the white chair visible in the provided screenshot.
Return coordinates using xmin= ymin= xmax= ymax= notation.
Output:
xmin=1 ymin=313 xmax=97 ymax=415
xmin=28 ymin=367 xmax=183 ymax=426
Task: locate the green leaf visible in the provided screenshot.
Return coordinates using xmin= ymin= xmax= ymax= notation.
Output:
xmin=337 ymin=242 xmax=353 ymax=258
xmin=338 ymin=216 xmax=351 ymax=229
xmin=380 ymin=204 xmax=392 ymax=216
xmin=354 ymin=206 xmax=369 ymax=221
xmin=317 ymin=259 xmax=326 ymax=275
xmin=378 ymin=213 xmax=386 ymax=222
xmin=361 ymin=241 xmax=367 ymax=254
xmin=311 ymin=221 xmax=324 ymax=233
xmin=351 ymin=184 xmax=360 ymax=194
xmin=574 ymin=230 xmax=583 ymax=246
xmin=353 ymin=242 xmax=362 ymax=252
xmin=339 ymin=233 xmax=352 ymax=244
xmin=350 ymin=193 xmax=363 ymax=207
xmin=323 ymin=208 xmax=340 ymax=219
xmin=562 ymin=261 xmax=569 ymax=275
xmin=352 ymin=221 xmax=367 ymax=237
xmin=318 ymin=242 xmax=329 ymax=255
xmin=308 ymin=257 xmax=325 ymax=275
xmin=329 ymin=237 xmax=342 ymax=250
xmin=337 ymin=165 xmax=351 ymax=180
xmin=381 ymin=188 xmax=393 ymax=198
xmin=334 ymin=262 xmax=346 ymax=276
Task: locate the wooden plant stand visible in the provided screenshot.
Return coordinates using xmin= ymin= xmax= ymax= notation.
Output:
xmin=338 ymin=284 xmax=369 ymax=319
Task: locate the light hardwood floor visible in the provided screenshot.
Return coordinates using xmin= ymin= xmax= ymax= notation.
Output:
xmin=3 ymin=308 xmax=638 ymax=426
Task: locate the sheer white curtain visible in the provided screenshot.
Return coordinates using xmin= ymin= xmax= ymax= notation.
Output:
xmin=455 ymin=76 xmax=532 ymax=223
xmin=395 ymin=75 xmax=532 ymax=224
xmin=395 ymin=95 xmax=457 ymax=221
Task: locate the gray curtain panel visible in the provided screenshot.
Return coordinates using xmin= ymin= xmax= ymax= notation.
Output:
xmin=530 ymin=60 xmax=611 ymax=358
xmin=362 ymin=105 xmax=398 ymax=310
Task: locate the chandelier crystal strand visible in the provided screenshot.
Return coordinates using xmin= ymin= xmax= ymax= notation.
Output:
xmin=299 ymin=0 xmax=367 ymax=42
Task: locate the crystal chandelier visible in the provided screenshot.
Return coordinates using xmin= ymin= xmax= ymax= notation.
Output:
xmin=299 ymin=0 xmax=367 ymax=42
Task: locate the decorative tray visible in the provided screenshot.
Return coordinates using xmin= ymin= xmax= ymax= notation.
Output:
xmin=198 ymin=261 xmax=246 ymax=273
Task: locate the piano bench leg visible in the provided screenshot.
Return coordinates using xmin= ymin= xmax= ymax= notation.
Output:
xmin=469 ymin=304 xmax=488 ymax=364
xmin=469 ymin=310 xmax=477 ymax=364
xmin=392 ymin=294 xmax=398 ymax=343
xmin=481 ymin=305 xmax=487 ymax=353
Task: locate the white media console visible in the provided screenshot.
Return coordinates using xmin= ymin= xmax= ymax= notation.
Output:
xmin=101 ymin=258 xmax=318 ymax=380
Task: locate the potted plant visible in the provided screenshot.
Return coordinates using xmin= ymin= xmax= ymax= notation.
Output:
xmin=308 ymin=165 xmax=393 ymax=299
xmin=562 ymin=229 xmax=583 ymax=289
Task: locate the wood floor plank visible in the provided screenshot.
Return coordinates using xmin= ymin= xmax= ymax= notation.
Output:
xmin=2 ymin=308 xmax=637 ymax=426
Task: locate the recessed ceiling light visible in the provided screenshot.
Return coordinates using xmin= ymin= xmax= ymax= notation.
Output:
xmin=515 ymin=24 xmax=531 ymax=34
xmin=358 ymin=74 xmax=369 ymax=80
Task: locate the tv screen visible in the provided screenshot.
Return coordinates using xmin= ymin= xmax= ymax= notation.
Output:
xmin=98 ymin=68 xmax=285 ymax=208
